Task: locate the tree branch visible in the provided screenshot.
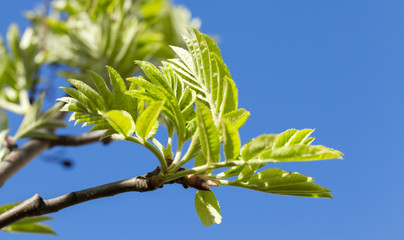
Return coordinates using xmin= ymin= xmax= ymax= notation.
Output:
xmin=0 ymin=129 xmax=106 ymax=188
xmin=0 ymin=167 xmax=166 ymax=228
xmin=49 ymin=130 xmax=106 ymax=147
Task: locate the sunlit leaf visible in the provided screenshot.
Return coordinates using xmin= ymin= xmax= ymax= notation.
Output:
xmin=136 ymin=101 xmax=164 ymax=139
xmin=68 ymin=79 xmax=107 ymax=111
xmin=261 ymin=144 xmax=343 ymax=162
xmin=194 ymin=190 xmax=222 ymax=227
xmin=230 ymin=168 xmax=332 ymax=198
xmin=104 ymin=110 xmax=135 ymax=137
xmin=88 ymin=70 xmax=113 ymax=108
xmin=222 ymin=119 xmax=240 ymax=161
xmin=196 ymin=101 xmax=220 ymax=165
xmin=222 ymin=108 xmax=249 ymax=130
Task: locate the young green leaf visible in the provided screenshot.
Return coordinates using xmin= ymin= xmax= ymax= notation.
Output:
xmin=222 ymin=108 xmax=250 ymax=130
xmin=127 ymin=76 xmax=186 ymax=142
xmin=14 ymin=94 xmax=66 ymax=140
xmin=135 ymin=60 xmax=172 ymax=92
xmin=220 ymin=76 xmax=238 ymax=115
xmin=1 ymin=222 xmax=56 ymax=235
xmin=261 ymin=144 xmax=343 ymax=162
xmin=196 ymin=101 xmax=220 ymax=165
xmin=168 ymin=29 xmax=237 ymax=120
xmin=287 ymin=129 xmax=314 ymax=145
xmin=216 ymin=134 xmax=277 ymax=180
xmin=229 ymin=168 xmax=332 ymax=198
xmin=136 ymin=101 xmax=164 ymax=139
xmin=0 ymin=108 xmax=8 ymax=131
xmin=272 ymin=129 xmax=299 ymax=149
xmin=241 ymin=134 xmax=278 ymax=160
xmin=194 ymin=190 xmax=222 ymax=227
xmin=106 ymin=66 xmax=127 ymax=109
xmin=67 ymin=79 xmax=107 ymax=112
xmin=12 ymin=216 xmax=54 ymax=225
xmin=104 ymin=110 xmax=135 ymax=137
xmin=222 ymin=119 xmax=240 ymax=161
xmin=88 ymin=70 xmax=113 ymax=108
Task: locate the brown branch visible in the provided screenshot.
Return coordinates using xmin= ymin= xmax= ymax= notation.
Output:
xmin=49 ymin=130 xmax=106 ymax=147
xmin=0 ymin=167 xmax=167 ymax=228
xmin=0 ymin=121 xmax=106 ymax=188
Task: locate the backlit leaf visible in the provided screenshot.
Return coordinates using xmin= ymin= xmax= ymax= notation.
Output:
xmin=222 ymin=108 xmax=250 ymax=130
xmin=222 ymin=119 xmax=240 ymax=161
xmin=195 ymin=190 xmax=222 ymax=227
xmin=136 ymin=101 xmax=164 ymax=139
xmin=234 ymin=168 xmax=332 ymax=198
xmin=196 ymin=101 xmax=220 ymax=165
xmin=104 ymin=110 xmax=135 ymax=137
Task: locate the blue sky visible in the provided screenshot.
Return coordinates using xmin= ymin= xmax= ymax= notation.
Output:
xmin=1 ymin=1 xmax=403 ymax=239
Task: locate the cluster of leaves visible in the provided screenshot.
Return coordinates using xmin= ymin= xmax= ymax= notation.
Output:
xmin=59 ymin=28 xmax=343 ymax=227
xmin=28 ymin=0 xmax=200 ymax=82
xmin=0 ymin=0 xmax=200 ymax=234
xmin=0 ymin=24 xmax=65 ymax=162
xmin=0 ymin=24 xmax=45 ymax=114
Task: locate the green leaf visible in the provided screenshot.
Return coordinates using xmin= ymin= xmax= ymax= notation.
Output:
xmin=287 ymin=129 xmax=314 ymax=145
xmin=272 ymin=129 xmax=299 ymax=149
xmin=261 ymin=144 xmax=343 ymax=162
xmin=136 ymin=101 xmax=164 ymax=139
xmin=106 ymin=66 xmax=127 ymax=109
xmin=219 ymin=134 xmax=276 ymax=180
xmin=169 ymin=29 xmax=238 ymax=121
xmin=221 ymin=76 xmax=238 ymax=115
xmin=104 ymin=110 xmax=135 ymax=137
xmin=236 ymin=165 xmax=260 ymax=182
xmin=234 ymin=168 xmax=332 ymax=198
xmin=194 ymin=190 xmax=222 ymax=227
xmin=57 ymin=97 xmax=88 ymax=113
xmin=127 ymin=77 xmax=186 ymax=142
xmin=88 ymin=70 xmax=113 ymax=108
xmin=13 ymin=216 xmax=53 ymax=225
xmin=60 ymin=86 xmax=97 ymax=113
xmin=0 ymin=108 xmax=8 ymax=131
xmin=222 ymin=119 xmax=240 ymax=161
xmin=222 ymin=108 xmax=250 ymax=130
xmin=241 ymin=134 xmax=278 ymax=160
xmin=2 ymin=222 xmax=56 ymax=235
xmin=196 ymin=101 xmax=220 ymax=165
xmin=170 ymin=45 xmax=195 ymax=74
xmin=135 ymin=60 xmax=172 ymax=92
xmin=67 ymin=79 xmax=107 ymax=111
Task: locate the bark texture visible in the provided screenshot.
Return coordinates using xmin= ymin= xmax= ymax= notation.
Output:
xmin=0 ymin=167 xmax=164 ymax=228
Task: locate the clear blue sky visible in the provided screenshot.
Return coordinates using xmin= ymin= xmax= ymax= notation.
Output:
xmin=1 ymin=1 xmax=403 ymax=239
